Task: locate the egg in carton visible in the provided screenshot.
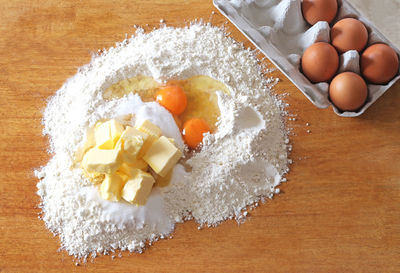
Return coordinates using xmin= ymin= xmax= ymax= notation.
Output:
xmin=214 ymin=0 xmax=400 ymax=117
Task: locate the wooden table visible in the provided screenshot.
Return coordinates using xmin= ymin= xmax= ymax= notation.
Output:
xmin=1 ymin=1 xmax=399 ymax=272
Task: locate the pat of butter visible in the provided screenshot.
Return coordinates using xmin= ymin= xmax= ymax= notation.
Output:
xmin=135 ymin=119 xmax=162 ymax=137
xmin=122 ymin=170 xmax=155 ymax=205
xmin=117 ymin=162 xmax=148 ymax=182
xmin=119 ymin=126 xmax=147 ymax=162
xmin=143 ymin=136 xmax=182 ymax=177
xmin=82 ymin=147 xmax=122 ymax=174
xmin=135 ymin=120 xmax=162 ymax=157
xmin=100 ymin=173 xmax=125 ymax=201
xmin=95 ymin=119 xmax=124 ymax=149
xmin=129 ymin=158 xmax=148 ymax=171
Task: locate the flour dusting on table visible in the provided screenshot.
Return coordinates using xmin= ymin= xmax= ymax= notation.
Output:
xmin=35 ymin=24 xmax=290 ymax=260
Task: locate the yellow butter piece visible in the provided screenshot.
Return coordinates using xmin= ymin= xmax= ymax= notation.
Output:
xmin=74 ymin=127 xmax=96 ymax=163
xmin=109 ymin=119 xmax=125 ymax=144
xmin=100 ymin=173 xmax=125 ymax=201
xmin=135 ymin=119 xmax=162 ymax=137
xmin=117 ymin=163 xmax=145 ymax=180
xmin=82 ymin=147 xmax=122 ymax=174
xmin=122 ymin=170 xmax=155 ymax=205
xmin=154 ymin=169 xmax=173 ymax=188
xmin=119 ymin=126 xmax=147 ymax=161
xmin=128 ymin=158 xmax=148 ymax=171
xmin=143 ymin=136 xmax=182 ymax=177
xmin=135 ymin=120 xmax=162 ymax=157
xmin=95 ymin=119 xmax=124 ymax=149
xmin=115 ymin=170 xmax=130 ymax=183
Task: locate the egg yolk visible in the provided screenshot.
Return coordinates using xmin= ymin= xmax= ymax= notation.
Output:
xmin=182 ymin=118 xmax=210 ymax=149
xmin=156 ymin=86 xmax=187 ymax=115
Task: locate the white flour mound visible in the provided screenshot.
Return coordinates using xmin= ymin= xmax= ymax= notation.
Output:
xmin=35 ymin=23 xmax=289 ymax=260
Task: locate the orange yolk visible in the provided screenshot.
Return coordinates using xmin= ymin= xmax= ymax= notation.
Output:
xmin=182 ymin=118 xmax=210 ymax=149
xmin=155 ymin=85 xmax=187 ymax=115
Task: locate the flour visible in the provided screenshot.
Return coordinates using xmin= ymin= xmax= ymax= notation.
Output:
xmin=36 ymin=23 xmax=289 ymax=260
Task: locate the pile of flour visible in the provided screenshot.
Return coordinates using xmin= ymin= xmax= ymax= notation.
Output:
xmin=36 ymin=23 xmax=289 ymax=259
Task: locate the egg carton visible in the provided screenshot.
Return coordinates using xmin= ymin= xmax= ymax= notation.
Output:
xmin=213 ymin=0 xmax=400 ymax=117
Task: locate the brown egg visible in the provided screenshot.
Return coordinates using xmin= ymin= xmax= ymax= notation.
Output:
xmin=302 ymin=0 xmax=338 ymax=25
xmin=301 ymin=42 xmax=339 ymax=83
xmin=329 ymin=72 xmax=368 ymax=111
xmin=361 ymin=43 xmax=399 ymax=84
xmin=331 ymin=18 xmax=368 ymax=54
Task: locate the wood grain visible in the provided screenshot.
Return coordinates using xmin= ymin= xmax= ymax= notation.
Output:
xmin=0 ymin=1 xmax=399 ymax=272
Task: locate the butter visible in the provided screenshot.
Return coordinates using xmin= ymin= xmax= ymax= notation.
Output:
xmin=135 ymin=119 xmax=162 ymax=137
xmin=74 ymin=127 xmax=96 ymax=163
xmin=100 ymin=173 xmax=125 ymax=201
xmin=128 ymin=158 xmax=148 ymax=171
xmin=82 ymin=147 xmax=122 ymax=174
xmin=143 ymin=136 xmax=182 ymax=177
xmin=119 ymin=126 xmax=147 ymax=162
xmin=80 ymin=118 xmax=180 ymax=205
xmin=135 ymin=120 xmax=162 ymax=157
xmin=154 ymin=169 xmax=173 ymax=187
xmin=95 ymin=119 xmax=124 ymax=149
xmin=122 ymin=170 xmax=155 ymax=205
xmin=117 ymin=163 xmax=144 ymax=180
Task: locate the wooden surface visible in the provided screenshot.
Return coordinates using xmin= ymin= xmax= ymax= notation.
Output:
xmin=1 ymin=1 xmax=399 ymax=272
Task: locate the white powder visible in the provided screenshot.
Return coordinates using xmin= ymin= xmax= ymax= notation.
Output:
xmin=36 ymin=23 xmax=289 ymax=260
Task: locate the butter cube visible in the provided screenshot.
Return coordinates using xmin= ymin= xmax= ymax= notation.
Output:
xmin=122 ymin=170 xmax=155 ymax=205
xmin=115 ymin=169 xmax=130 ymax=183
xmin=82 ymin=147 xmax=122 ymax=174
xmin=135 ymin=120 xmax=162 ymax=157
xmin=130 ymin=158 xmax=148 ymax=171
xmin=116 ymin=163 xmax=142 ymax=181
xmin=95 ymin=119 xmax=124 ymax=149
xmin=119 ymin=126 xmax=147 ymax=161
xmin=100 ymin=173 xmax=125 ymax=201
xmin=143 ymin=136 xmax=182 ymax=177
xmin=74 ymin=128 xmax=96 ymax=163
xmin=135 ymin=119 xmax=162 ymax=137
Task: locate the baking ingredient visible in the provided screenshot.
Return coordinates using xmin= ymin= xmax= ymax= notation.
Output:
xmin=118 ymin=126 xmax=146 ymax=163
xmin=331 ymin=18 xmax=368 ymax=54
xmin=105 ymin=75 xmax=229 ymax=132
xmin=301 ymin=0 xmax=338 ymax=25
xmin=36 ymin=24 xmax=289 ymax=259
xmin=301 ymin=42 xmax=339 ymax=82
xmin=122 ymin=170 xmax=156 ymax=205
xmin=361 ymin=43 xmax=399 ymax=84
xmin=329 ymin=72 xmax=368 ymax=111
xmin=135 ymin=119 xmax=162 ymax=137
xmin=180 ymin=76 xmax=229 ymax=131
xmin=118 ymin=163 xmax=147 ymax=179
xmin=135 ymin=119 xmax=162 ymax=156
xmin=143 ymin=136 xmax=182 ymax=177
xmin=82 ymin=147 xmax=122 ymax=174
xmin=156 ymin=85 xmax=187 ymax=115
xmin=182 ymin=118 xmax=210 ymax=149
xmin=95 ymin=119 xmax=125 ymax=149
xmin=124 ymin=158 xmax=148 ymax=171
xmin=100 ymin=173 xmax=125 ymax=201
xmin=81 ymin=118 xmax=182 ymax=203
